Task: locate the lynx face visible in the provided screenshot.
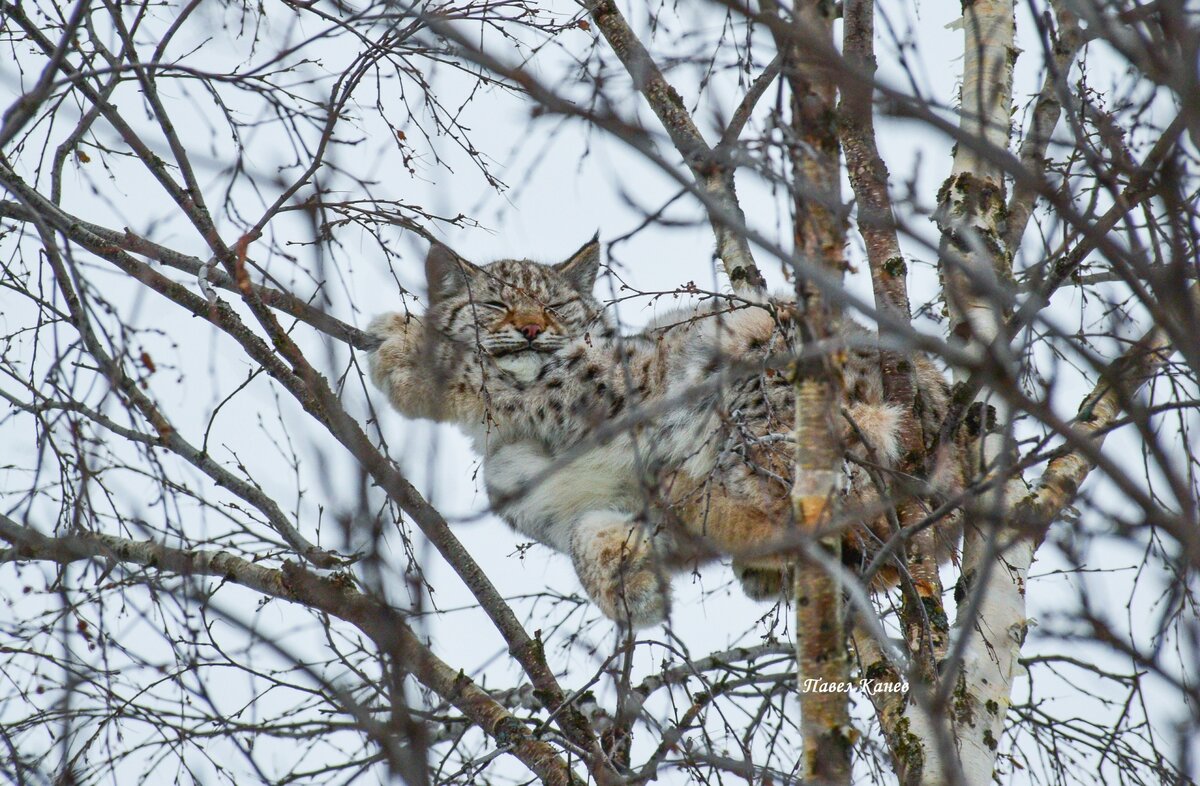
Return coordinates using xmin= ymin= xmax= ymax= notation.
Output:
xmin=424 ymin=240 xmax=611 ymax=381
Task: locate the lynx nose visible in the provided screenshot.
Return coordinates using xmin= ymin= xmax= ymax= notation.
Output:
xmin=520 ymin=323 xmax=544 ymax=341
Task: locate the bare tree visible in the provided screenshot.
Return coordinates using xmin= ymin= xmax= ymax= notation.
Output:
xmin=1 ymin=1 xmax=1197 ymax=784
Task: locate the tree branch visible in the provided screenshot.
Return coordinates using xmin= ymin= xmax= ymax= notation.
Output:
xmin=1017 ymin=282 xmax=1200 ymax=544
xmin=585 ymin=0 xmax=766 ymax=292
xmin=1002 ymin=4 xmax=1084 ymax=252
xmin=0 ymin=513 xmax=584 ymax=786
xmin=839 ymin=2 xmax=953 ymax=780
xmin=0 ymin=199 xmax=380 ymax=351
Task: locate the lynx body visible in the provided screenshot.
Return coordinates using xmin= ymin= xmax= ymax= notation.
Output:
xmin=368 ymin=240 xmax=958 ymax=626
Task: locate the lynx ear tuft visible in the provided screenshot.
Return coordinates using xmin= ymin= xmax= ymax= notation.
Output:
xmin=425 ymin=242 xmax=478 ymax=302
xmin=554 ymin=233 xmax=601 ymax=292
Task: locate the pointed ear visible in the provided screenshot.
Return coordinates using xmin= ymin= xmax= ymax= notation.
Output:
xmin=425 ymin=242 xmax=479 ymax=302
xmin=554 ymin=234 xmax=601 ymax=292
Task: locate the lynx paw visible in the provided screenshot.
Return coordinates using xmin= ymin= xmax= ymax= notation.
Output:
xmin=367 ymin=312 xmax=421 ymax=354
xmin=571 ymin=511 xmax=670 ymax=628
xmin=368 ymin=311 xmax=411 ymax=335
xmin=368 ymin=312 xmax=417 ymax=371
xmin=733 ymin=561 xmax=793 ymax=601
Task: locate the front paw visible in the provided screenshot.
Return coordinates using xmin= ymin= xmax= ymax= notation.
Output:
xmin=571 ymin=512 xmax=670 ymax=628
xmin=367 ymin=312 xmax=421 ymax=355
xmin=734 ymin=560 xmax=793 ymax=601
xmin=367 ymin=313 xmax=424 ymax=396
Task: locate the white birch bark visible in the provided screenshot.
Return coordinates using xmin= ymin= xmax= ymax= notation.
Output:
xmin=948 ymin=281 xmax=1198 ymax=783
xmin=927 ymin=2 xmax=1021 ymax=784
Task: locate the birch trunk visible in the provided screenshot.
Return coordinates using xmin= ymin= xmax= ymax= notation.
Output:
xmin=761 ymin=1 xmax=854 ymax=781
xmin=944 ymin=280 xmax=1198 ymax=783
xmin=931 ymin=2 xmax=1019 ymax=784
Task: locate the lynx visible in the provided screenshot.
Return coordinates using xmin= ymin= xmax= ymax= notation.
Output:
xmin=368 ymin=239 xmax=959 ymax=627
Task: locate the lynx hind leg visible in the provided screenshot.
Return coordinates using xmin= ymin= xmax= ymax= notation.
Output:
xmin=733 ymin=560 xmax=794 ymax=601
xmin=570 ymin=511 xmax=670 ymax=628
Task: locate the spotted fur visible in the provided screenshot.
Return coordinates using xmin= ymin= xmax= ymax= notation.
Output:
xmin=369 ymin=241 xmax=961 ymax=627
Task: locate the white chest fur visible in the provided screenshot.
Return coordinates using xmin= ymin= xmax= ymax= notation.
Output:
xmin=494 ymin=352 xmax=545 ymax=383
